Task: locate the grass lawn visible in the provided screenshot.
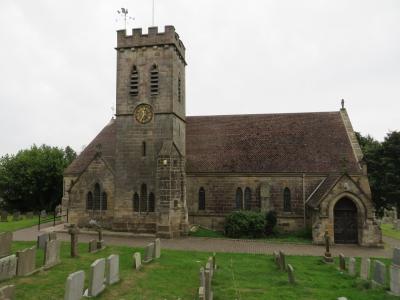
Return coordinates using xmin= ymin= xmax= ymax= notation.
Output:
xmin=381 ymin=223 xmax=400 ymax=240
xmin=189 ymin=227 xmax=312 ymax=244
xmin=5 ymin=241 xmax=396 ymax=299
xmin=0 ymin=216 xmax=39 ymax=232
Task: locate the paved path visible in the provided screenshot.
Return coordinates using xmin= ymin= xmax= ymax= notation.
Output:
xmin=13 ymin=224 xmax=394 ymax=258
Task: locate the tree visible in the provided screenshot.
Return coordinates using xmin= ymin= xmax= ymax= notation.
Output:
xmin=0 ymin=145 xmax=76 ymax=212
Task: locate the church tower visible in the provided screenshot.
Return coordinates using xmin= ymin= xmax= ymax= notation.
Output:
xmin=113 ymin=26 xmax=188 ymax=237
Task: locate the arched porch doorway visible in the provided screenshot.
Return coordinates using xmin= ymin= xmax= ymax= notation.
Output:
xmin=334 ymin=197 xmax=358 ymax=244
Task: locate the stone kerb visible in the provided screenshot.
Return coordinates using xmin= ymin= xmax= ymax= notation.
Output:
xmin=44 ymin=239 xmax=61 ymax=268
xmin=390 ymin=248 xmax=400 ymax=296
xmin=84 ymin=258 xmax=106 ymax=297
xmin=16 ymin=246 xmax=37 ymax=276
xmin=64 ymin=270 xmax=85 ymax=300
xmin=0 ymin=284 xmax=15 ymax=299
xmin=106 ymin=254 xmax=120 ymax=285
xmin=0 ymin=254 xmax=17 ymax=281
xmin=0 ymin=232 xmax=12 ymax=258
xmin=133 ymin=252 xmax=142 ymax=270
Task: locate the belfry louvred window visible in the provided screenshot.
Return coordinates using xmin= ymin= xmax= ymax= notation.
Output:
xmin=150 ymin=64 xmax=159 ymax=95
xmin=130 ymin=65 xmax=139 ymax=96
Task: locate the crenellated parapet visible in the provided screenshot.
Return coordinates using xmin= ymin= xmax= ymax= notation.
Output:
xmin=116 ymin=25 xmax=186 ymax=63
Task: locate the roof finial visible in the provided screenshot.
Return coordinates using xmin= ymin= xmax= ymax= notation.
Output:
xmin=341 ymin=99 xmax=345 ymax=110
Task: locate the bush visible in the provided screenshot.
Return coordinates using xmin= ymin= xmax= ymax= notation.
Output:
xmin=265 ymin=210 xmax=277 ymax=236
xmin=224 ymin=211 xmax=266 ymax=238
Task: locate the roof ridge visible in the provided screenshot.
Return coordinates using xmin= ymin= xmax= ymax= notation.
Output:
xmin=186 ymin=111 xmax=340 ymax=118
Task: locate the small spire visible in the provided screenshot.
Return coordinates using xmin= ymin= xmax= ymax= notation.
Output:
xmin=341 ymin=99 xmax=345 ymax=110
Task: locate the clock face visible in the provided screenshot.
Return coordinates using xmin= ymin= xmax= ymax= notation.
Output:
xmin=134 ymin=104 xmax=153 ymax=124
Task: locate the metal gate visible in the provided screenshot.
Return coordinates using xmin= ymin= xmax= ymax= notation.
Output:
xmin=334 ymin=198 xmax=358 ymax=244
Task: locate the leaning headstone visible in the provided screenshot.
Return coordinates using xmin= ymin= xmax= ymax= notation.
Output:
xmin=44 ymin=239 xmax=61 ymax=268
xmin=64 ymin=270 xmax=85 ymax=300
xmin=339 ymin=253 xmax=346 ymax=271
xmin=84 ymin=258 xmax=106 ymax=297
xmin=106 ymin=254 xmax=120 ymax=285
xmin=154 ymin=238 xmax=161 ymax=259
xmin=37 ymin=233 xmax=49 ymax=250
xmin=0 ymin=232 xmax=12 ymax=258
xmin=144 ymin=243 xmax=154 ymax=263
xmin=26 ymin=212 xmax=34 ymax=219
xmin=0 ymin=255 xmax=17 ymax=281
xmin=16 ymin=246 xmax=36 ymax=276
xmin=88 ymin=239 xmax=97 ymax=253
xmin=12 ymin=211 xmax=20 ymax=221
xmin=204 ymin=268 xmax=213 ymax=300
xmin=287 ymin=264 xmax=295 ymax=284
xmin=279 ymin=250 xmax=286 ymax=271
xmin=371 ymin=260 xmax=386 ymax=287
xmin=360 ymin=258 xmax=371 ymax=280
xmin=0 ymin=285 xmax=15 ymax=300
xmin=348 ymin=257 xmax=356 ymax=276
xmin=0 ymin=211 xmax=8 ymax=222
xmin=133 ymin=252 xmax=142 ymax=270
xmin=199 ymin=267 xmax=205 ymax=287
xmin=198 ymin=286 xmax=206 ymax=300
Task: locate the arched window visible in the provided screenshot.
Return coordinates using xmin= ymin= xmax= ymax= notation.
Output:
xmin=142 ymin=141 xmax=146 ymax=157
xmin=87 ymin=192 xmax=93 ymax=210
xmin=94 ymin=183 xmax=101 ymax=210
xmin=130 ymin=65 xmax=139 ymax=96
xmin=148 ymin=192 xmax=155 ymax=212
xmin=133 ymin=193 xmax=140 ymax=212
xmin=178 ymin=76 xmax=182 ymax=102
xmin=198 ymin=187 xmax=205 ymax=210
xmin=244 ymin=187 xmax=252 ymax=210
xmin=235 ymin=188 xmax=243 ymax=210
xmin=283 ymin=187 xmax=291 ymax=212
xmin=101 ymin=192 xmax=108 ymax=210
xmin=140 ymin=184 xmax=148 ymax=212
xmin=150 ymin=64 xmax=159 ymax=96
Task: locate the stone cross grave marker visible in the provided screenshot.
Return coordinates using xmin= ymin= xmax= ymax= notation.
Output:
xmin=348 ymin=257 xmax=356 ymax=276
xmin=287 ymin=264 xmax=295 ymax=284
xmin=37 ymin=233 xmax=49 ymax=251
xmin=88 ymin=239 xmax=97 ymax=253
xmin=0 ymin=231 xmax=12 ymax=258
xmin=0 ymin=285 xmax=15 ymax=300
xmin=339 ymin=253 xmax=346 ymax=271
xmin=0 ymin=254 xmax=17 ymax=281
xmin=371 ymin=260 xmax=386 ymax=287
xmin=144 ymin=242 xmax=155 ymax=263
xmin=279 ymin=250 xmax=286 ymax=271
xmin=85 ymin=258 xmax=106 ymax=297
xmin=0 ymin=211 xmax=8 ymax=222
xmin=44 ymin=239 xmax=61 ymax=268
xmin=97 ymin=240 xmax=105 ymax=250
xmin=64 ymin=270 xmax=85 ymax=300
xmin=68 ymin=224 xmax=80 ymax=258
xmin=133 ymin=252 xmax=142 ymax=270
xmin=360 ymin=257 xmax=370 ymax=280
xmin=154 ymin=238 xmax=161 ymax=259
xmin=106 ymin=254 xmax=120 ymax=285
xmin=16 ymin=246 xmax=36 ymax=276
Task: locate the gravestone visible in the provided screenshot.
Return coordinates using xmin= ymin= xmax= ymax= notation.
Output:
xmin=348 ymin=257 xmax=356 ymax=276
xmin=372 ymin=260 xmax=386 ymax=287
xmin=212 ymin=252 xmax=217 ymax=270
xmin=106 ymin=254 xmax=120 ymax=285
xmin=40 ymin=210 xmax=47 ymax=218
xmin=64 ymin=270 xmax=85 ymax=300
xmin=339 ymin=253 xmax=346 ymax=271
xmin=205 ymin=268 xmax=213 ymax=300
xmin=394 ymin=220 xmax=400 ymax=231
xmin=0 ymin=254 xmax=17 ymax=281
xmin=49 ymin=232 xmax=57 ymax=241
xmin=206 ymin=261 xmax=213 ymax=278
xmin=323 ymin=230 xmax=333 ymax=263
xmin=390 ymin=264 xmax=400 ymax=296
xmin=0 ymin=285 xmax=15 ymax=300
xmin=97 ymin=240 xmax=105 ymax=250
xmin=44 ymin=239 xmax=61 ymax=268
xmin=133 ymin=252 xmax=142 ymax=270
xmin=68 ymin=224 xmax=80 ymax=258
xmin=88 ymin=240 xmax=97 ymax=253
xmin=84 ymin=258 xmax=106 ymax=297
xmin=0 ymin=232 xmax=12 ymax=258
xmin=287 ymin=264 xmax=295 ymax=284
xmin=55 ymin=205 xmax=62 ymax=217
xmin=16 ymin=246 xmax=36 ymax=276
xmin=279 ymin=250 xmax=286 ymax=271
xmin=360 ymin=258 xmax=371 ymax=280
xmin=337 ymin=298 xmax=348 ymax=300
xmin=12 ymin=211 xmax=21 ymax=221
xmin=144 ymin=243 xmax=154 ymax=263
xmin=26 ymin=212 xmax=34 ymax=219
xmin=154 ymin=238 xmax=161 ymax=259
xmin=0 ymin=211 xmax=8 ymax=222
xmin=273 ymin=251 xmax=280 ymax=268
xmin=199 ymin=267 xmax=205 ymax=287
xmin=198 ymin=286 xmax=206 ymax=300
xmin=37 ymin=233 xmax=49 ymax=250
xmin=393 ymin=248 xmax=400 ymax=266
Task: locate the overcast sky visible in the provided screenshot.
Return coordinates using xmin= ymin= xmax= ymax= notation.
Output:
xmin=0 ymin=0 xmax=399 ymax=156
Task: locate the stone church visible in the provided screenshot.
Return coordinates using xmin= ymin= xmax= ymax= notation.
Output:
xmin=62 ymin=26 xmax=382 ymax=246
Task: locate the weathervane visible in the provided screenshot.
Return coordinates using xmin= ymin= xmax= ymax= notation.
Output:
xmin=152 ymin=0 xmax=155 ymax=26
xmin=117 ymin=8 xmax=135 ymax=30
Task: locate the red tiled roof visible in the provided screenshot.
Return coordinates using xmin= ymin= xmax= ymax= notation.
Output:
xmin=65 ymin=111 xmax=362 ymax=175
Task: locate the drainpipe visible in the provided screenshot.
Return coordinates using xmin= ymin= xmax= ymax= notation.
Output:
xmin=303 ymin=174 xmax=306 ymax=228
